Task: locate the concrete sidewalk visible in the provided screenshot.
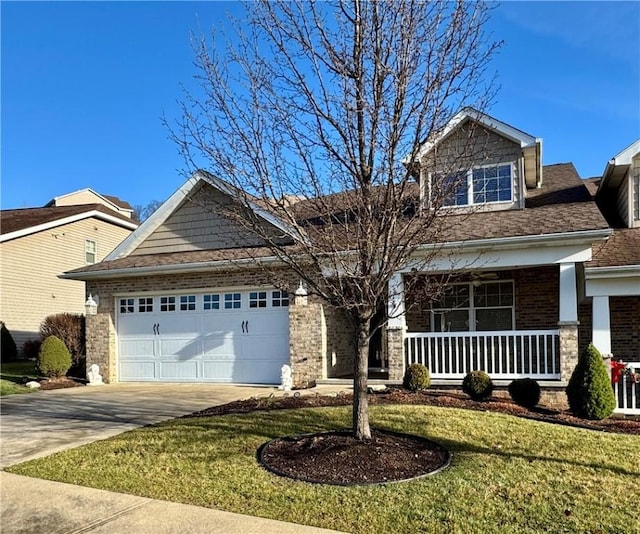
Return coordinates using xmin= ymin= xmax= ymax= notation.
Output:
xmin=1 ymin=472 xmax=342 ymax=534
xmin=1 ymin=383 xmax=349 ymax=534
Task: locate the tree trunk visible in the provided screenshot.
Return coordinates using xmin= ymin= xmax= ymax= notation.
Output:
xmin=352 ymin=317 xmax=371 ymax=440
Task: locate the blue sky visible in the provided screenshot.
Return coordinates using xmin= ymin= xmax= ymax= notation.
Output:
xmin=2 ymin=1 xmax=639 ymax=210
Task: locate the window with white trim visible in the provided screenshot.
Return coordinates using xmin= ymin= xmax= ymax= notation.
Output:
xmin=224 ymin=292 xmax=242 ymax=309
xmin=272 ymin=290 xmax=289 ymax=307
xmin=119 ymin=298 xmax=134 ymax=314
xmin=138 ymin=297 xmax=153 ymax=313
xmin=85 ymin=239 xmax=97 ymax=263
xmin=249 ymin=291 xmax=268 ymax=308
xmin=160 ymin=296 xmax=176 ymax=312
xmin=180 ymin=295 xmax=196 ymax=311
xmin=431 ymin=281 xmax=514 ymax=332
xmin=203 ymin=294 xmax=220 ymax=310
xmin=438 ymin=163 xmax=514 ymax=207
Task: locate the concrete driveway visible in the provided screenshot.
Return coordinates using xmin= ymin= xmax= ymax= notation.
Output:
xmin=0 ymin=383 xmax=345 ymax=534
xmin=0 ymin=383 xmax=278 ymax=468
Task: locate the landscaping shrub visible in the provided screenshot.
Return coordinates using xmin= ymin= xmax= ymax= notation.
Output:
xmin=1 ymin=321 xmax=18 ymax=361
xmin=38 ymin=336 xmax=72 ymax=379
xmin=462 ymin=370 xmax=493 ymax=400
xmin=40 ymin=313 xmax=85 ymax=377
xmin=22 ymin=339 xmax=42 ymax=360
xmin=508 ymin=378 xmax=541 ymax=409
xmin=566 ymin=343 xmax=616 ymax=420
xmin=403 ymin=363 xmax=431 ymax=392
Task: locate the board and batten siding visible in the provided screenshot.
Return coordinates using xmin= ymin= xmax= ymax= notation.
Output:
xmin=0 ymin=218 xmax=133 ymax=350
xmin=616 ymin=174 xmax=630 ymax=227
xmin=419 ymin=120 xmax=523 ymax=211
xmin=130 ymin=183 xmax=291 ymax=256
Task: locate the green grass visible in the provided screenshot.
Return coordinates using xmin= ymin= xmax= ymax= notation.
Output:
xmin=0 ymin=360 xmax=40 ymax=396
xmin=8 ymin=405 xmax=639 ymax=534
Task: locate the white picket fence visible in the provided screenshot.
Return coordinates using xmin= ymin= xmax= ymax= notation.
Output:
xmin=404 ymin=330 xmax=561 ymax=380
xmin=613 ymin=361 xmax=640 ymax=415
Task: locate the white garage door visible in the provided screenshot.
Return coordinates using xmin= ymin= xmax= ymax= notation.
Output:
xmin=116 ymin=289 xmax=289 ymax=384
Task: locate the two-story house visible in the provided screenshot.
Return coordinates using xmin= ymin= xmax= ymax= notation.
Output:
xmin=0 ymin=189 xmax=138 ymax=350
xmin=61 ymin=108 xmax=638 ymax=410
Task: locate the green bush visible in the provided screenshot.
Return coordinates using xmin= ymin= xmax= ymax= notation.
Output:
xmin=1 ymin=321 xmax=18 ymax=361
xmin=38 ymin=336 xmax=72 ymax=379
xmin=566 ymin=343 xmax=616 ymax=420
xmin=40 ymin=314 xmax=85 ymax=377
xmin=462 ymin=370 xmax=493 ymax=400
xmin=403 ymin=363 xmax=431 ymax=392
xmin=508 ymin=378 xmax=541 ymax=409
xmin=22 ymin=339 xmax=42 ymax=360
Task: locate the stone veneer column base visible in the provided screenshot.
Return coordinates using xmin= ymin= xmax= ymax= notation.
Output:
xmin=386 ymin=327 xmax=405 ymax=381
xmin=289 ymin=302 xmax=326 ymax=388
xmin=558 ymin=321 xmax=579 ymax=383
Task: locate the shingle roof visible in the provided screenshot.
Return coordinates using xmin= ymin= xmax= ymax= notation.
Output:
xmin=1 ymin=204 xmax=136 ymax=236
xmin=588 ymin=228 xmax=640 ymax=268
xmin=102 ymin=194 xmax=133 ymax=211
xmin=64 ymin=162 xmax=610 ymax=278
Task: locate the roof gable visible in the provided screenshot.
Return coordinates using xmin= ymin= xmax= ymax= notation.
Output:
xmin=105 ymin=171 xmax=306 ymax=261
xmin=0 ymin=204 xmax=138 ymax=243
xmin=46 ymin=188 xmax=133 ymax=216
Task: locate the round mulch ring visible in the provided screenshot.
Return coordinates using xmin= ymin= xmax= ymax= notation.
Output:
xmin=258 ymin=428 xmax=451 ymax=486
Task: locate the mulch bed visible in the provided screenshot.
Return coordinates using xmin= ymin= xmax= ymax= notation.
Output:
xmin=187 ymin=388 xmax=638 ymax=485
xmin=37 ymin=377 xmax=85 ymax=390
xmin=186 ymin=387 xmax=640 ymax=435
xmin=259 ymin=428 xmax=450 ymax=485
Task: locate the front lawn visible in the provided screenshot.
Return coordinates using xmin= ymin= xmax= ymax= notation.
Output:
xmin=8 ymin=405 xmax=638 ymax=533
xmin=0 ymin=360 xmax=40 ymax=396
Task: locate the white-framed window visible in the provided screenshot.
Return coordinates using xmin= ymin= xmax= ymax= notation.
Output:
xmin=437 ymin=162 xmax=514 ymax=207
xmin=180 ymin=295 xmax=196 ymax=311
xmin=431 ymin=281 xmax=514 ymax=332
xmin=224 ymin=292 xmax=242 ymax=309
xmin=249 ymin=291 xmax=268 ymax=308
xmin=138 ymin=297 xmax=153 ymax=313
xmin=272 ymin=290 xmax=289 ymax=307
xmin=119 ymin=298 xmax=134 ymax=314
xmin=85 ymin=239 xmax=97 ymax=263
xmin=160 ymin=296 xmax=176 ymax=312
xmin=203 ymin=294 xmax=220 ymax=310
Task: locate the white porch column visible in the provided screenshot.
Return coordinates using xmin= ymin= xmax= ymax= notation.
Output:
xmin=387 ymin=273 xmax=406 ymax=329
xmin=387 ymin=273 xmax=406 ymax=381
xmin=592 ymin=295 xmax=612 ymax=357
xmin=559 ymin=262 xmax=578 ymax=322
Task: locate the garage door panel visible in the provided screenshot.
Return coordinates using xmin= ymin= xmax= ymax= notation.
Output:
xmin=120 ymin=361 xmax=157 ymax=380
xmin=159 ymin=361 xmax=199 ymax=380
xmin=118 ymin=288 xmax=289 ymax=384
xmin=202 ymin=361 xmax=235 ymax=381
xmin=120 ymin=339 xmax=155 ymax=358
xmin=159 ymin=338 xmax=202 ymax=359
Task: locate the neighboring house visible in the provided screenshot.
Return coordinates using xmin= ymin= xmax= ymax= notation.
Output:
xmin=0 ymin=191 xmax=138 ymax=350
xmin=62 ymin=110 xmax=636 ymax=409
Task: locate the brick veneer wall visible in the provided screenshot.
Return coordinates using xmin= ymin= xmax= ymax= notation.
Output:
xmin=86 ymin=267 xmax=355 ymax=384
xmin=610 ymin=296 xmax=640 ymax=360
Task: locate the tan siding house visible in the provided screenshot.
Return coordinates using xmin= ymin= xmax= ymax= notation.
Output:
xmin=1 ymin=195 xmax=137 ymax=350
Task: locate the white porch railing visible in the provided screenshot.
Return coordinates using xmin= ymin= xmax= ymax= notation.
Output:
xmin=613 ymin=362 xmax=640 ymax=415
xmin=405 ymin=330 xmax=561 ymax=380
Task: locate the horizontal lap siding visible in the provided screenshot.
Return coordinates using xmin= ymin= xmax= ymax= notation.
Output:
xmin=0 ymin=219 xmax=132 ymax=350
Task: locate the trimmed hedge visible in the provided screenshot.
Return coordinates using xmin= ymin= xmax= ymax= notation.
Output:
xmin=508 ymin=378 xmax=541 ymax=409
xmin=40 ymin=314 xmax=85 ymax=377
xmin=1 ymin=321 xmax=18 ymax=361
xmin=462 ymin=370 xmax=493 ymax=400
xmin=38 ymin=336 xmax=72 ymax=379
xmin=566 ymin=343 xmax=616 ymax=420
xmin=403 ymin=363 xmax=431 ymax=392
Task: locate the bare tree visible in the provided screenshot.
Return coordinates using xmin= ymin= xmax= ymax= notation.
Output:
xmin=133 ymin=200 xmax=163 ymax=222
xmin=171 ymin=0 xmax=500 ymax=440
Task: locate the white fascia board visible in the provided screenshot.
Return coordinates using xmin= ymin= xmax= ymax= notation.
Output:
xmin=0 ymin=211 xmax=138 ymax=243
xmin=586 ymin=274 xmax=640 ymax=297
xmin=59 ymin=255 xmax=284 ymax=281
xmin=585 ymin=265 xmax=640 ymax=279
xmin=400 ymin=229 xmax=612 ymax=273
xmin=104 ymin=176 xmax=199 ymax=260
xmin=51 ymin=188 xmax=128 ymax=214
xmin=597 ymin=139 xmax=640 ymax=194
xmin=195 ymin=171 xmax=310 ymax=246
xmin=416 ymin=108 xmax=537 ymax=161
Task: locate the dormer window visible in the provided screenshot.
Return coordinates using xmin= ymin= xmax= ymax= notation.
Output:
xmin=439 ymin=163 xmax=514 ymax=207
